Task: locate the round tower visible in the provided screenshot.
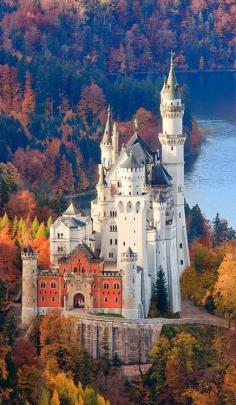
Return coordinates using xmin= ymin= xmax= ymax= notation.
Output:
xmin=159 ymin=52 xmax=190 ymax=272
xmin=21 ymin=247 xmax=38 ymax=325
xmin=121 ymin=247 xmax=141 ymax=319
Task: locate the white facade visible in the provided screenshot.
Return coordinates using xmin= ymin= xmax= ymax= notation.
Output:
xmin=91 ymin=58 xmax=189 ymax=318
xmin=50 ymin=202 xmax=92 ymax=266
xmin=28 ymin=57 xmax=189 ymax=321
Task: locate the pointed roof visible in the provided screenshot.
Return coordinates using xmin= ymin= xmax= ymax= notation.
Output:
xmin=102 ymin=105 xmax=112 ymax=144
xmin=126 ymin=132 xmax=153 ymax=163
xmin=120 ymin=150 xmax=143 ymax=169
xmin=163 ymin=52 xmax=181 ymax=100
xmin=126 ymin=246 xmax=135 ymax=256
xmin=63 ymin=202 xmax=77 ymax=216
xmin=150 ymin=163 xmax=172 ymax=186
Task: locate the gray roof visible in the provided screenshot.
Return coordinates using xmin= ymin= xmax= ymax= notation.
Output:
xmin=63 ymin=202 xmax=77 ymax=216
xmin=126 ymin=133 xmax=153 ymax=163
xmin=126 ymin=247 xmax=135 ymax=256
xmin=150 ymin=164 xmax=172 ymax=186
xmin=102 ymin=106 xmax=112 ymax=144
xmin=120 ymin=151 xmax=143 ymax=169
xmin=61 ymin=217 xmax=85 ymax=229
xmin=162 ymin=55 xmax=181 ymax=100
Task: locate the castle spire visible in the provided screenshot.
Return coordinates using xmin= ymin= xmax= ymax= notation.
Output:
xmin=166 ymin=51 xmax=181 ymax=100
xmin=102 ymin=105 xmax=112 ymax=144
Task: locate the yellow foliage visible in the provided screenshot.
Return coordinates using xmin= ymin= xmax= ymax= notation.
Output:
xmin=48 ymin=373 xmax=78 ymax=404
xmin=222 ymin=365 xmax=236 ymax=401
xmin=50 ymin=390 xmax=60 ymax=405
xmin=183 ymin=385 xmax=219 ymax=405
xmin=181 ymin=266 xmax=218 ymax=305
xmin=214 ymin=252 xmax=236 ymax=319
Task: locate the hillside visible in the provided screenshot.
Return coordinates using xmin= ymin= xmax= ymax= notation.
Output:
xmin=1 ymin=0 xmax=232 ymax=216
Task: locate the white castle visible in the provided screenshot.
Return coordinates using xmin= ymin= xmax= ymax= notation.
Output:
xmin=22 ymin=56 xmax=190 ymax=324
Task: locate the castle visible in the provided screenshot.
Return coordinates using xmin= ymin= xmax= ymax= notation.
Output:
xmin=21 ymin=56 xmax=190 ymax=325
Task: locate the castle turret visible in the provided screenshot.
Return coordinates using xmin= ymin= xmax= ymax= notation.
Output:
xmin=159 ymin=52 xmax=190 ymax=272
xmin=121 ymin=247 xmax=141 ymax=319
xmin=21 ymin=247 xmax=38 ymax=325
xmin=101 ymin=106 xmax=113 ymax=170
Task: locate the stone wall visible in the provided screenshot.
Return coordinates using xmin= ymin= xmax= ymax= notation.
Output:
xmin=64 ymin=312 xmax=226 ymax=365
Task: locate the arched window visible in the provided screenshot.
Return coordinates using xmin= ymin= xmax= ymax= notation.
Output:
xmin=51 ymin=282 xmax=56 ymax=288
xmin=127 ymin=201 xmax=132 ymax=212
xmin=118 ymin=201 xmax=124 ymax=213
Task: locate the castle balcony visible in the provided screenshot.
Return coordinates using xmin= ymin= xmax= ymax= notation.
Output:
xmin=160 ymin=104 xmax=184 ymax=113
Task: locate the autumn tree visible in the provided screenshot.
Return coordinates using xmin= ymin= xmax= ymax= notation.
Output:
xmin=39 ymin=310 xmax=80 ymax=375
xmin=6 ymin=189 xmax=37 ymax=221
xmin=22 ymin=72 xmax=35 ymax=115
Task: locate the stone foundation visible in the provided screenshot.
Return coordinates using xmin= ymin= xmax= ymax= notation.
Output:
xmin=64 ymin=311 xmax=226 ymax=365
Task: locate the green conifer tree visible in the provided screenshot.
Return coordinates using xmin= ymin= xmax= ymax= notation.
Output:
xmin=31 ymin=217 xmax=39 ymax=239
xmin=0 ymin=212 xmax=9 ymax=230
xmin=12 ymin=216 xmax=18 ymax=238
xmin=154 ymin=267 xmax=168 ymax=313
xmin=46 ymin=216 xmax=53 ymax=238
xmin=36 ymin=222 xmax=47 ymax=239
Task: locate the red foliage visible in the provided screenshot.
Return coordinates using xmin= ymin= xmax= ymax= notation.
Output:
xmin=6 ymin=189 xmax=38 ymax=221
xmin=13 ymin=338 xmax=39 ymax=369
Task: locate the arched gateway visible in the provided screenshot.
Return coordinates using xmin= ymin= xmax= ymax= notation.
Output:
xmin=73 ymin=293 xmax=85 ymax=308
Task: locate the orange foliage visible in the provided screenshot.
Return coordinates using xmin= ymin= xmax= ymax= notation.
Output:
xmin=6 ymin=189 xmax=37 ymax=220
xmin=32 ymin=236 xmax=50 ymax=268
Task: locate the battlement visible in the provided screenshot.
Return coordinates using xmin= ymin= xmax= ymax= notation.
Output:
xmin=21 ymin=247 xmax=37 ymax=260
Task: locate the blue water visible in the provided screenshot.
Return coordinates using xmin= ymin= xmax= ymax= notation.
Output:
xmin=182 ymin=72 xmax=236 ymax=228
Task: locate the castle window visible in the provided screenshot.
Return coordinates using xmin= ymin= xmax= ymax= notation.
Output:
xmin=73 ymin=267 xmax=77 ymax=273
xmin=51 ymin=282 xmax=56 ymax=288
xmin=123 ymin=242 xmax=125 ymax=246
xmin=57 ymin=233 xmax=60 ymax=239
xmin=52 ymin=296 xmax=55 ymax=302
xmin=178 ymin=186 xmax=182 ymax=193
xmin=105 ymin=297 xmax=108 ymax=302
xmin=40 ymin=281 xmax=46 ymax=288
xmin=114 ymin=283 xmax=119 ymax=289
xmin=179 ymin=243 xmax=183 ymax=249
xmin=171 ymin=146 xmax=173 ymax=151
xmin=179 ymin=213 xmax=181 ymax=218
xmin=180 ymin=260 xmax=183 ymax=265
xmin=109 ymin=252 xmax=113 ymax=258
xmin=61 ymin=233 xmax=63 ymax=238
xmin=42 ymin=296 xmax=45 ymax=301
xmin=115 ymin=297 xmax=118 ymax=303
xmin=104 ymin=283 xmax=109 ymax=289
xmin=110 ymin=239 xmax=112 ymax=245
xmin=82 ymin=267 xmax=85 ymax=273
xmin=115 ymin=239 xmax=117 ymax=245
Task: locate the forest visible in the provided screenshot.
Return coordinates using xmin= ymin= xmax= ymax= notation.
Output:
xmin=1 ymin=0 xmax=234 ymax=218
xmin=1 ymin=0 xmax=236 ymax=403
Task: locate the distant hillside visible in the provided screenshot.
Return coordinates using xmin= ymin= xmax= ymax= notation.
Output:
xmin=0 ymin=0 xmax=214 ymax=217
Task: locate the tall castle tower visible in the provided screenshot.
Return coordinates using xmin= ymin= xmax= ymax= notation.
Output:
xmin=21 ymin=247 xmax=38 ymax=325
xmin=159 ymin=53 xmax=190 ymax=272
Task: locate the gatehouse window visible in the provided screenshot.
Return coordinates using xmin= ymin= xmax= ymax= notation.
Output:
xmin=105 ymin=297 xmax=108 ymax=302
xmin=104 ymin=283 xmax=109 ymax=289
xmin=51 ymin=282 xmax=56 ymax=288
xmin=52 ymin=296 xmax=55 ymax=302
xmin=180 ymin=260 xmax=183 ymax=265
xmin=114 ymin=283 xmax=119 ymax=289
xmin=115 ymin=297 xmax=118 ymax=302
xmin=40 ymin=281 xmax=46 ymax=288
xmin=73 ymin=267 xmax=77 ymax=273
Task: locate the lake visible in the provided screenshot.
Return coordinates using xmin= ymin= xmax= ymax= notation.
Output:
xmin=182 ymin=72 xmax=236 ymax=228
xmin=76 ymin=72 xmax=236 ymax=228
